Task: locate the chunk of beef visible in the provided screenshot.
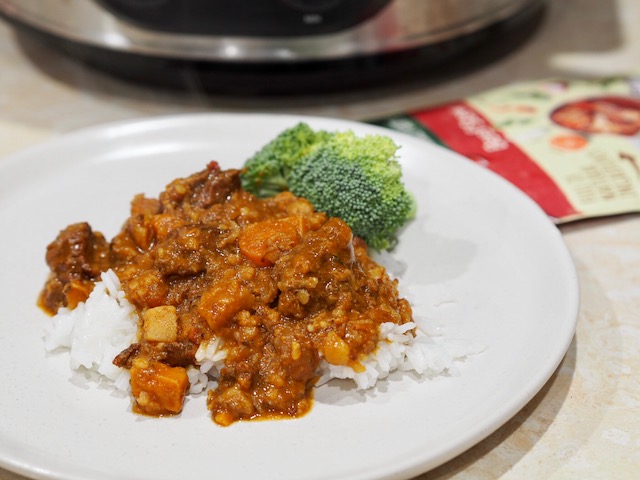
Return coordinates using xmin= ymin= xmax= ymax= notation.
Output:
xmin=44 ymin=222 xmax=109 ymax=281
xmin=113 ymin=340 xmax=197 ymax=369
xmin=38 ymin=222 xmax=110 ymax=314
xmin=160 ymin=162 xmax=242 ymax=211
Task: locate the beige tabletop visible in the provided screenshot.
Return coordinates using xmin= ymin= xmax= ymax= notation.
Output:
xmin=1 ymin=0 xmax=639 ymax=478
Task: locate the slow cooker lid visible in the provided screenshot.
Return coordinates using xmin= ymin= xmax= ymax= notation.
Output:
xmin=97 ymin=0 xmax=392 ymax=37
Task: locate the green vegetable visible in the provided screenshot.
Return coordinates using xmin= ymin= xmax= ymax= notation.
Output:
xmin=241 ymin=123 xmax=330 ymax=198
xmin=241 ymin=123 xmax=416 ymax=251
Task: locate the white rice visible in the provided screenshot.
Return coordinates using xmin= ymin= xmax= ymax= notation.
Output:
xmin=44 ymin=268 xmax=481 ymax=396
xmin=315 ymin=321 xmax=478 ymax=390
xmin=190 ymin=337 xmax=227 ymax=394
xmin=44 ymin=269 xmax=137 ymax=391
xmin=191 ymin=319 xmax=481 ymax=392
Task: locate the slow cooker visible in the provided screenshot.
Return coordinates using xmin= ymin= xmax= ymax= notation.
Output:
xmin=0 ymin=0 xmax=545 ymax=94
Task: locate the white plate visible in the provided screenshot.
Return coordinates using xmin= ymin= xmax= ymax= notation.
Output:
xmin=0 ymin=114 xmax=578 ymax=480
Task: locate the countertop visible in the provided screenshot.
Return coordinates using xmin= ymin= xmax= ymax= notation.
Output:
xmin=0 ymin=0 xmax=639 ymax=478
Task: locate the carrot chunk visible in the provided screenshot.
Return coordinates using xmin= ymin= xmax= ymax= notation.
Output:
xmin=238 ymin=216 xmax=309 ymax=267
xmin=130 ymin=358 xmax=189 ymax=416
xmin=198 ymin=279 xmax=255 ymax=330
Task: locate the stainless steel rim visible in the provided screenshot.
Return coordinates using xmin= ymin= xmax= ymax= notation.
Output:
xmin=0 ymin=0 xmax=542 ymax=62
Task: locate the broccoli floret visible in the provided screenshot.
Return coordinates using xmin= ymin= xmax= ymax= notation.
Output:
xmin=241 ymin=124 xmax=416 ymax=251
xmin=241 ymin=123 xmax=331 ymax=197
xmin=287 ymin=131 xmax=416 ymax=250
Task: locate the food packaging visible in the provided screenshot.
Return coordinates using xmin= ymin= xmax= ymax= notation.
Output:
xmin=372 ymin=77 xmax=640 ymax=223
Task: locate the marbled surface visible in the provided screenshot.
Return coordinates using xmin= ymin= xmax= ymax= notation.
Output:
xmin=1 ymin=0 xmax=639 ymax=478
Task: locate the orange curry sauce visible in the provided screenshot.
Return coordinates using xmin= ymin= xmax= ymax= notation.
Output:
xmin=39 ymin=162 xmax=413 ymax=425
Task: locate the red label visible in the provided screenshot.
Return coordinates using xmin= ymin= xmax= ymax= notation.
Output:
xmin=411 ymin=101 xmax=578 ymax=220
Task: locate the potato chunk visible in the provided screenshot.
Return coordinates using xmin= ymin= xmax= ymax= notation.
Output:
xmin=143 ymin=305 xmax=178 ymax=343
xmin=322 ymin=331 xmax=351 ymax=366
xmin=130 ymin=358 xmax=189 ymax=416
